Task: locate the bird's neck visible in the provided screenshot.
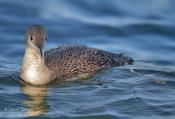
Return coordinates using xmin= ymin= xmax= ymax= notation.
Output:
xmin=20 ymin=47 xmax=51 ymax=85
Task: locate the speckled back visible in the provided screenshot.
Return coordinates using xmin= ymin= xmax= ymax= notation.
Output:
xmin=45 ymin=45 xmax=133 ymax=80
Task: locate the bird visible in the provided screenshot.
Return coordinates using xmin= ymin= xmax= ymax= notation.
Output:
xmin=20 ymin=25 xmax=133 ymax=85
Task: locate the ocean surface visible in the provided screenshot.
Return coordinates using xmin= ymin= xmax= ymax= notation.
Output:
xmin=0 ymin=0 xmax=175 ymax=119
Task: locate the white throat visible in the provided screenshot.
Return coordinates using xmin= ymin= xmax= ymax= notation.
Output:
xmin=20 ymin=47 xmax=51 ymax=85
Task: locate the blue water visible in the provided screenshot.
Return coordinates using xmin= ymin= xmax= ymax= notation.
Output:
xmin=0 ymin=0 xmax=175 ymax=118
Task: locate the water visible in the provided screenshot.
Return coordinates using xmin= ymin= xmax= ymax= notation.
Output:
xmin=0 ymin=0 xmax=175 ymax=118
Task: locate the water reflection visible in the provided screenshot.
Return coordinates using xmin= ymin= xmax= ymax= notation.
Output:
xmin=21 ymin=85 xmax=49 ymax=116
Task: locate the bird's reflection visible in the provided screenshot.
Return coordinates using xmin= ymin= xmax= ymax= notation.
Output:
xmin=21 ymin=84 xmax=49 ymax=116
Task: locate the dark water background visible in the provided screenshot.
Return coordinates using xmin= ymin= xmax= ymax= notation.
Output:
xmin=0 ymin=0 xmax=175 ymax=118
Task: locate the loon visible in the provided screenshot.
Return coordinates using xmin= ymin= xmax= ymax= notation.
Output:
xmin=20 ymin=25 xmax=133 ymax=85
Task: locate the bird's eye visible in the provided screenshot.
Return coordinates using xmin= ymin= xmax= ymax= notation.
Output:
xmin=30 ymin=37 xmax=33 ymax=41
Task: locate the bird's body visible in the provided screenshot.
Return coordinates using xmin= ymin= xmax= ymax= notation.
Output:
xmin=45 ymin=45 xmax=133 ymax=80
xmin=20 ymin=25 xmax=133 ymax=85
